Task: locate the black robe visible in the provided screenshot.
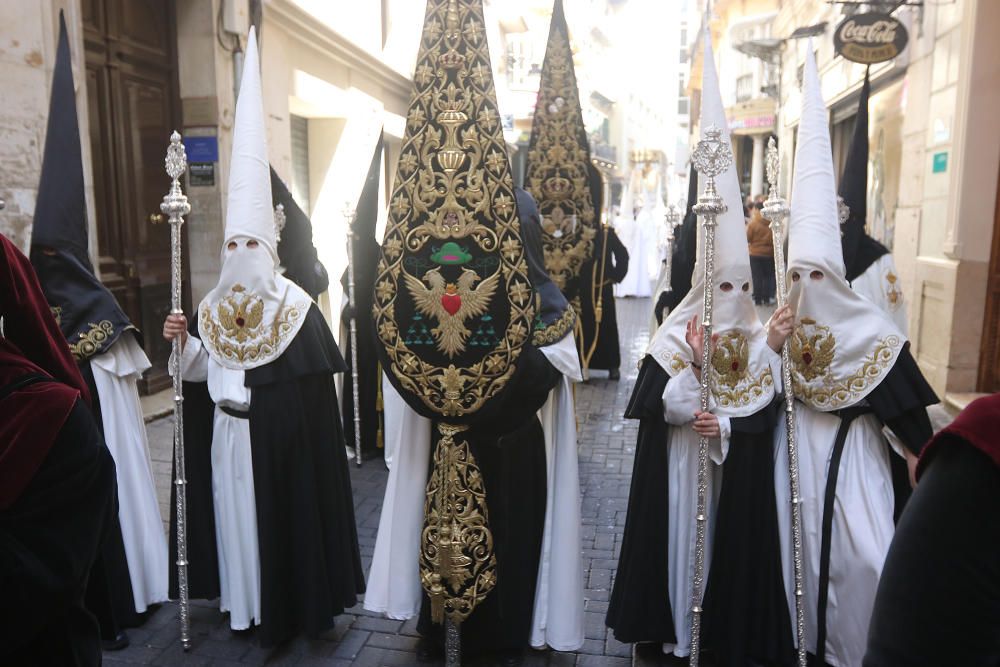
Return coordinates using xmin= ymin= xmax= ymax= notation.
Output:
xmin=579 ymin=227 xmax=629 ymax=372
xmin=701 ymin=398 xmax=794 ymax=667
xmin=170 ymin=304 xmax=365 ymax=648
xmin=607 ymin=359 xmax=794 ymax=660
xmin=1 ymin=397 xmax=118 ymax=667
xmin=606 ymin=356 xmax=675 ymax=643
xmin=415 ymin=345 xmax=561 ymax=657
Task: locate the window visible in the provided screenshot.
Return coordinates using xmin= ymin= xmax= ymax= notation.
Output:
xmin=736 ymin=74 xmax=753 ymax=102
xmin=290 ymin=115 xmax=310 ymax=215
xmin=677 ymin=98 xmax=689 ymax=115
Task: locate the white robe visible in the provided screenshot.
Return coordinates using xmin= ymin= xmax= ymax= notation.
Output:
xmin=614 ymin=213 xmax=653 ymax=298
xmin=660 ymin=367 xmax=729 ymax=657
xmin=91 ymin=335 xmax=168 ymax=612
xmin=365 ymin=335 xmax=585 ymax=652
xmin=774 ymin=403 xmax=901 ymax=667
xmin=178 ymin=337 xmax=262 ymax=630
xmin=851 ymin=254 xmax=908 ymax=336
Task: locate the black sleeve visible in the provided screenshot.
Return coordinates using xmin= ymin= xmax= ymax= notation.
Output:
xmin=624 ymin=356 xmax=669 ymax=420
xmin=605 ymin=230 xmax=629 ymax=284
xmin=866 ymin=344 xmax=938 ymax=455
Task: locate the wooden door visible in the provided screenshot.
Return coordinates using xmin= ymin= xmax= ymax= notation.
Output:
xmin=978 ymin=162 xmax=1000 ymax=392
xmin=82 ymin=0 xmax=181 ymax=392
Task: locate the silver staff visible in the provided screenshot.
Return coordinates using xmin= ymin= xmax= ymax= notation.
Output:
xmin=160 ymin=131 xmax=192 ymax=650
xmin=761 ymin=137 xmax=807 ymax=667
xmin=343 ymin=203 xmax=363 ymax=466
xmin=687 ymin=125 xmax=731 ymax=667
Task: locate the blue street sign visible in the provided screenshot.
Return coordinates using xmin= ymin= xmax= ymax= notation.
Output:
xmin=184 ymin=136 xmax=219 ymax=163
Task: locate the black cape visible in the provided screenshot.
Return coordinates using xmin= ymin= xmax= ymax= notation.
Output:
xmin=579 ymin=166 xmax=628 ymax=372
xmin=170 ymin=304 xmax=365 ymax=648
xmin=1 ymin=396 xmax=117 ymax=667
xmin=606 ymin=356 xmax=674 ymax=642
xmin=417 ymin=344 xmax=561 ymax=657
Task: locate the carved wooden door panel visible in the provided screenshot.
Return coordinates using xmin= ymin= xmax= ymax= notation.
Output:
xmin=83 ymin=0 xmax=181 ymax=392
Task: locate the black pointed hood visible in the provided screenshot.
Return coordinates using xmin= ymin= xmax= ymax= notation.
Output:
xmin=516 ymin=187 xmax=575 ymax=346
xmin=30 ymin=11 xmax=133 ymax=361
xmin=660 ymin=161 xmax=699 ymax=313
xmin=270 ymin=167 xmax=329 ymax=299
xmin=839 ymin=69 xmax=888 ymax=282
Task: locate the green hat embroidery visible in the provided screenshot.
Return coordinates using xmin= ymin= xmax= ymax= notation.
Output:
xmin=431 ymin=241 xmax=472 ymax=265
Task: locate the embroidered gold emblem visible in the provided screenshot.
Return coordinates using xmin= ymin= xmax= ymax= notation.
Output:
xmin=523 ymin=6 xmax=596 ymax=297
xmin=69 ymin=320 xmax=115 ymax=361
xmin=200 ymin=284 xmax=304 ymax=366
xmin=790 ymin=318 xmax=836 ymax=382
xmin=421 ymin=423 xmax=497 ymax=624
xmin=791 ymin=317 xmax=902 ymax=409
xmin=709 ymin=331 xmax=775 ymax=408
xmin=885 ymin=270 xmax=902 ymax=311
xmin=404 ymin=268 xmax=500 ymax=357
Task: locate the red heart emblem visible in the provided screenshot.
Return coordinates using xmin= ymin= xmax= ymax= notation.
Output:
xmin=441 ymin=293 xmax=461 ymax=316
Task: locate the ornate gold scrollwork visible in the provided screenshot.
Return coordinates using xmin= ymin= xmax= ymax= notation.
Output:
xmin=420 ymin=423 xmax=497 ymax=624
xmin=69 ymin=320 xmax=116 ymax=361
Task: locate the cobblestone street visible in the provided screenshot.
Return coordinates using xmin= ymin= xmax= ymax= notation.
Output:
xmin=106 ymin=297 xmax=655 ymax=667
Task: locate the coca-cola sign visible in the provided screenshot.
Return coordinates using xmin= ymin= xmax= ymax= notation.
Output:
xmin=834 ymin=13 xmax=908 ymax=64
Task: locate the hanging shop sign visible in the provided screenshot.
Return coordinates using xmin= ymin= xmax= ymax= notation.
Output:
xmin=834 ymin=13 xmax=908 ymax=64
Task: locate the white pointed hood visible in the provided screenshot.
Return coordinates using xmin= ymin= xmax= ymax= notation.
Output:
xmin=786 ymin=41 xmax=904 ymax=410
xmin=647 ymin=28 xmax=774 ymax=417
xmin=198 ymin=27 xmax=311 ymax=370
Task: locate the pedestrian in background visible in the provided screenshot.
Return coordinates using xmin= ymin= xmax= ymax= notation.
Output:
xmin=746 ymin=201 xmax=775 ymax=305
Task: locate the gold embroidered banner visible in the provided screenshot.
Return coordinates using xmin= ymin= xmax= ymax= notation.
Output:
xmin=373 ymin=0 xmax=534 ymax=419
xmin=524 ymin=0 xmax=597 ymax=302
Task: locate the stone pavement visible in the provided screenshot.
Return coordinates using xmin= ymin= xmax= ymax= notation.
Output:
xmin=112 ymin=295 xmax=952 ymax=667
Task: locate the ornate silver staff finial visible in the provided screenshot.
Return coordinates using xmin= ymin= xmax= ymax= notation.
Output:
xmin=342 ymin=199 xmax=363 ymax=467
xmin=661 ymin=203 xmax=683 ymax=295
xmin=761 ymin=136 xmax=807 ymax=667
xmin=160 ymin=130 xmax=193 ymax=651
xmin=274 ymin=203 xmax=287 ymax=242
xmin=686 ymin=123 xmax=732 ymax=667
